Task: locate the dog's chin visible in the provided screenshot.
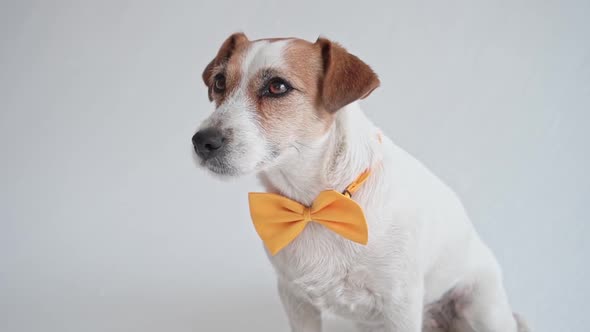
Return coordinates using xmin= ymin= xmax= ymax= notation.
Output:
xmin=201 ymin=159 xmax=243 ymax=178
xmin=199 ymin=155 xmax=268 ymax=179
xmin=193 ymin=147 xmax=282 ymax=179
xmin=206 ymin=157 xmax=284 ymax=180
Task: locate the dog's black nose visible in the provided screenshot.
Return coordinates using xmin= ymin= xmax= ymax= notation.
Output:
xmin=192 ymin=128 xmax=225 ymax=158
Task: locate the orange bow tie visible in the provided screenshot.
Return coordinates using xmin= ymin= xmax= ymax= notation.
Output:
xmin=248 ymin=170 xmax=371 ymax=255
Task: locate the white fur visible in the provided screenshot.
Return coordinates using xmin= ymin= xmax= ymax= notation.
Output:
xmin=263 ymin=104 xmax=520 ymax=332
xmin=241 ymin=40 xmax=288 ymax=78
xmin=198 ymin=40 xmax=525 ymax=332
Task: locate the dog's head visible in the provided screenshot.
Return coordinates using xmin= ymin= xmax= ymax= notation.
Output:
xmin=192 ymin=33 xmax=379 ymax=176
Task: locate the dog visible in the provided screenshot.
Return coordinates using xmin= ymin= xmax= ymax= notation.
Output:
xmin=192 ymin=33 xmax=529 ymax=332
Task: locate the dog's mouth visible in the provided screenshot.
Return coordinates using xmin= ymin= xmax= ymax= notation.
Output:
xmin=192 ymin=137 xmax=283 ymax=178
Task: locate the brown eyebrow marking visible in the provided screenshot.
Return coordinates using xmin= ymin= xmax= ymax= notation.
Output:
xmin=210 ymin=49 xmax=247 ymax=106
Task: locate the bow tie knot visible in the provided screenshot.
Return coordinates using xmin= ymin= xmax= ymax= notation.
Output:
xmin=248 ymin=170 xmax=371 ymax=255
xmin=302 ymin=207 xmax=312 ymax=223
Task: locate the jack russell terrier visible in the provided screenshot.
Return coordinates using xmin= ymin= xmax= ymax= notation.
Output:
xmin=192 ymin=33 xmax=529 ymax=332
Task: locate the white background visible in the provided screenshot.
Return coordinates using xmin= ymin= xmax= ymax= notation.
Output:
xmin=1 ymin=1 xmax=588 ymax=331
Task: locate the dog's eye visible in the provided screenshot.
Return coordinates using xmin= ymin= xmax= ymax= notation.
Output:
xmin=213 ymin=74 xmax=226 ymax=93
xmin=264 ymin=78 xmax=292 ymax=97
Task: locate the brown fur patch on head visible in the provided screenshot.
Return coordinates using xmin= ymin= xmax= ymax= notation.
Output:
xmin=202 ymin=32 xmax=249 ymax=104
xmin=248 ymin=37 xmax=380 ymax=142
xmin=247 ymin=39 xmax=334 ymax=150
xmin=282 ymin=39 xmax=333 ymax=129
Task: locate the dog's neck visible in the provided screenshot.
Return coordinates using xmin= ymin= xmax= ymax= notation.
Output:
xmin=258 ymin=102 xmax=380 ymax=206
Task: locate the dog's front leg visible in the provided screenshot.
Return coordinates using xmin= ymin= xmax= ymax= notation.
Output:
xmin=355 ymin=277 xmax=424 ymax=332
xmin=278 ymin=278 xmax=322 ymax=332
xmin=381 ymin=282 xmax=424 ymax=332
xmin=380 ymin=245 xmax=426 ymax=332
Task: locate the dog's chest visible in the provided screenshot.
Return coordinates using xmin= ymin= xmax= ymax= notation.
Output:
xmin=270 ymin=224 xmax=384 ymax=320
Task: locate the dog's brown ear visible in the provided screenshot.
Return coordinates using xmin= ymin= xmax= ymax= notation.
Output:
xmin=315 ymin=37 xmax=380 ymax=112
xmin=202 ymin=32 xmax=249 ymax=101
